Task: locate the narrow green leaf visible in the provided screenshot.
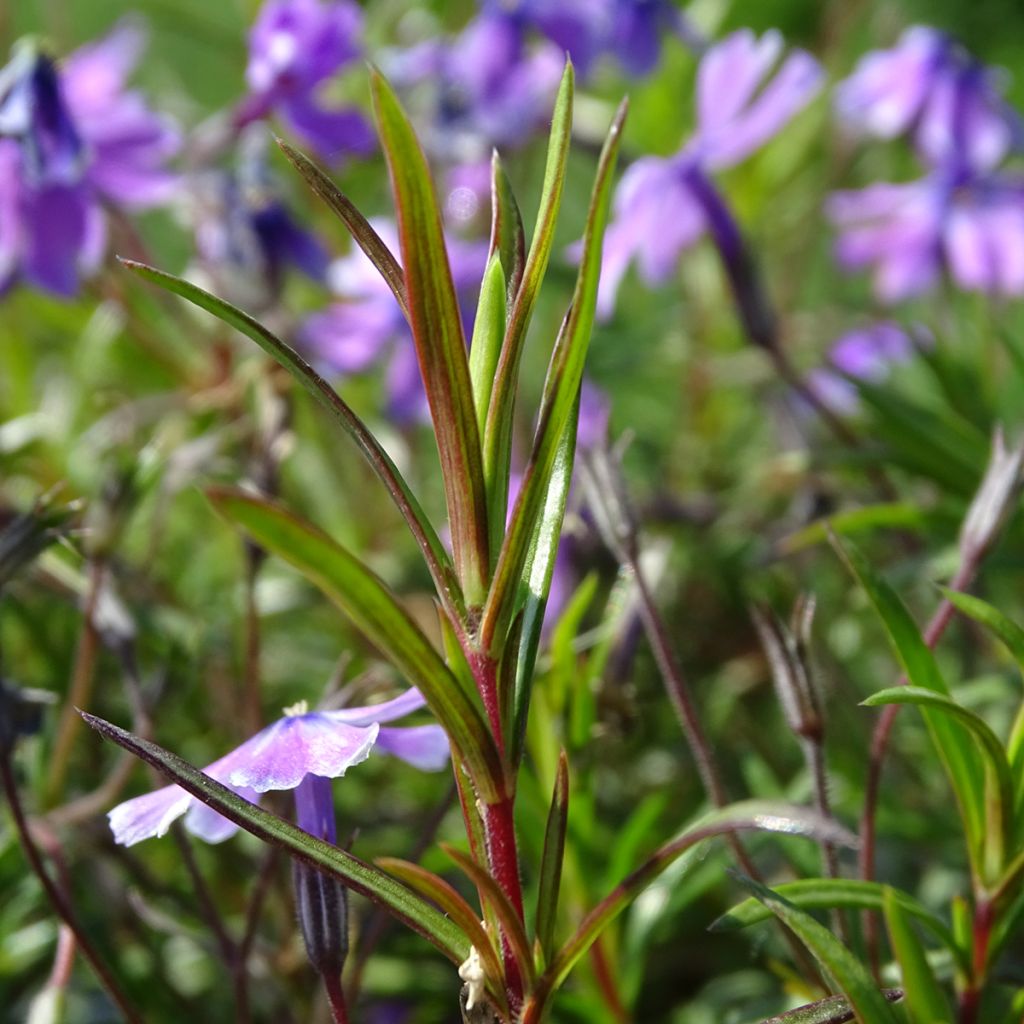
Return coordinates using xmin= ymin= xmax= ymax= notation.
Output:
xmin=883 ymin=886 xmax=953 ymax=1024
xmin=939 ymin=588 xmax=1024 ymax=675
xmin=208 ymin=488 xmax=504 ymax=801
xmin=734 ymin=876 xmax=901 ymax=1024
xmin=780 ymin=502 xmax=928 ymax=555
xmin=756 ymin=991 xmax=903 ymax=1024
xmin=483 ymin=62 xmax=574 ymax=543
xmin=488 ymin=150 xmax=525 ymax=308
xmin=376 ymin=857 xmax=509 ymax=1015
xmin=469 ymin=254 xmax=508 ymax=447
xmin=81 ymin=713 xmax=469 ymax=964
xmin=535 ymin=750 xmax=570 ymax=967
xmin=482 ymin=98 xmax=628 ymax=656
xmin=831 ymin=535 xmax=985 ymax=863
xmin=711 ymin=879 xmax=959 ymax=961
xmin=370 ymin=69 xmax=490 ymax=603
xmin=443 ymin=844 xmax=536 ymax=989
xmin=276 ymin=138 xmax=409 ymax=320
xmin=522 ymin=802 xmax=856 ymax=1021
xmin=119 ymin=259 xmax=465 ymax=626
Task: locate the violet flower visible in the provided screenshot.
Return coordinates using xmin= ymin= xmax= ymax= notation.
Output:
xmin=0 ymin=22 xmax=179 ymax=297
xmin=108 ymin=688 xmax=449 ymax=847
xmin=302 ymin=218 xmax=486 ymax=424
xmin=596 ymin=29 xmax=823 ymax=316
xmin=808 ymin=322 xmax=917 ymax=413
xmin=241 ymin=0 xmax=374 ymax=163
xmin=830 ymin=29 xmax=1024 ymax=301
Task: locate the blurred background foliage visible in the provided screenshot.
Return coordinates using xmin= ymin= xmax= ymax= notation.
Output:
xmin=4 ymin=1 xmax=1024 ymax=1022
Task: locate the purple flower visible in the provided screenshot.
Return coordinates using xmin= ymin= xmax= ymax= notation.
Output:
xmin=828 ymin=173 xmax=1024 ymax=301
xmin=302 ymin=218 xmax=486 ymax=423
xmin=241 ymin=0 xmax=373 ymax=163
xmin=597 ymin=29 xmax=822 ymax=315
xmin=108 ymin=688 xmax=449 ymax=847
xmin=808 ymin=322 xmax=918 ymax=412
xmin=0 ymin=23 xmax=179 ymax=296
xmin=835 ymin=26 xmax=1018 ymax=176
xmin=190 ymin=131 xmax=328 ymax=309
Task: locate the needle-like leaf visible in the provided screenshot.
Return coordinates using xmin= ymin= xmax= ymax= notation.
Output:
xmin=534 ymin=751 xmax=569 ymax=968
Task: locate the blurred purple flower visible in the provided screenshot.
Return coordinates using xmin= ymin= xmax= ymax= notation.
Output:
xmin=0 ymin=23 xmax=179 ymax=296
xmin=190 ymin=131 xmax=328 ymax=309
xmin=108 ymin=688 xmax=449 ymax=847
xmin=241 ymin=0 xmax=373 ymax=162
xmin=835 ymin=26 xmax=1018 ymax=175
xmin=808 ymin=322 xmax=917 ymax=412
xmin=302 ymin=218 xmax=486 ymax=423
xmin=597 ymin=29 xmax=822 ymax=315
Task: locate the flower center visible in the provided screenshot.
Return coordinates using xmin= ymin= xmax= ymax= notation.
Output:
xmin=283 ymin=699 xmax=309 ymax=717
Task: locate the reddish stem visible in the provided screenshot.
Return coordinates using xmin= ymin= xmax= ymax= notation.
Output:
xmin=468 ymin=649 xmax=505 ymax=755
xmin=483 ymin=796 xmax=526 ymax=1009
xmin=322 ymin=971 xmax=350 ymax=1024
xmin=958 ymin=898 xmax=994 ymax=1024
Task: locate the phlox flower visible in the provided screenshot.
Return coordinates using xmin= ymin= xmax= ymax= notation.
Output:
xmin=597 ymin=29 xmax=823 ymax=316
xmin=241 ymin=0 xmax=374 ymax=163
xmin=108 ymin=688 xmax=449 ymax=847
xmin=0 ymin=21 xmax=179 ymax=296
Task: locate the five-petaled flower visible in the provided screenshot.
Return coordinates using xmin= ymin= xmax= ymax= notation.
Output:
xmin=108 ymin=688 xmax=449 ymax=847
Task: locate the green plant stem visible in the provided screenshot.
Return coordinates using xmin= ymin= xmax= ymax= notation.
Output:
xmin=0 ymin=751 xmax=142 ymax=1023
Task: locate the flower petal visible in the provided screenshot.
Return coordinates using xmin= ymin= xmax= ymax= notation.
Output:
xmin=108 ymin=784 xmax=192 ymax=847
xmin=375 ymin=725 xmax=450 ymax=771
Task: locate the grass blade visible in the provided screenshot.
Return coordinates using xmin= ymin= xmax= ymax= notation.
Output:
xmin=119 ymin=259 xmax=465 ymax=626
xmin=208 ymin=488 xmax=504 ymax=800
xmin=756 ymin=991 xmax=903 ymax=1023
xmin=81 ymin=713 xmax=469 ymax=964
xmin=535 ymin=750 xmax=570 ymax=968
xmin=488 ymin=150 xmax=525 ymax=308
xmin=883 ymin=886 xmax=953 ymax=1024
xmin=469 ymin=254 xmax=507 ymax=445
xmin=370 ymin=69 xmax=490 ymax=603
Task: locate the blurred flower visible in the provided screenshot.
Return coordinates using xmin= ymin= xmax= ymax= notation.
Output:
xmin=302 ymin=218 xmax=486 ymax=423
xmin=597 ymin=29 xmax=822 ymax=315
xmin=835 ymin=26 xmax=1019 ymax=176
xmin=241 ymin=0 xmax=373 ymax=162
xmin=108 ymin=688 xmax=448 ymax=847
xmin=828 ymin=172 xmax=1024 ymax=301
xmin=807 ymin=322 xmax=917 ymax=412
xmin=0 ymin=22 xmax=179 ymax=296
xmin=189 ymin=130 xmax=328 ymax=309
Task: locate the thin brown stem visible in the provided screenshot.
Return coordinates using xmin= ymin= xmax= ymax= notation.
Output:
xmin=1 ymin=751 xmax=142 ymax=1023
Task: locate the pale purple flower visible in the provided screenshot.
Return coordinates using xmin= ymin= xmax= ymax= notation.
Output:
xmin=0 ymin=23 xmax=179 ymax=296
xmin=808 ymin=322 xmax=918 ymax=412
xmin=835 ymin=26 xmax=1018 ymax=175
xmin=302 ymin=218 xmax=486 ymax=423
xmin=828 ymin=173 xmax=1024 ymax=301
xmin=597 ymin=29 xmax=823 ymax=315
xmin=241 ymin=0 xmax=373 ymax=163
xmin=108 ymin=688 xmax=449 ymax=847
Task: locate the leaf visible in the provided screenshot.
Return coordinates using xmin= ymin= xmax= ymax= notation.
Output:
xmin=883 ymin=886 xmax=953 ymax=1024
xmin=208 ymin=489 xmax=504 ymax=801
xmin=535 ymin=751 xmax=569 ymax=968
xmin=488 ymin=151 xmax=525 ymax=309
xmin=756 ymin=991 xmax=903 ymax=1024
xmin=520 ymin=802 xmax=857 ymax=1023
xmin=469 ymin=254 xmax=508 ymax=449
xmin=276 ymin=138 xmax=408 ymax=319
xmin=482 ymin=62 xmax=574 ymax=545
xmin=780 ymin=503 xmax=928 ymax=555
xmin=939 ymin=588 xmax=1024 ymax=676
xmin=443 ymin=844 xmax=535 ymax=990
xmin=119 ymin=260 xmax=465 ymax=626
xmin=711 ymin=879 xmax=959 ymax=960
xmin=376 ymin=857 xmax=509 ymax=1016
xmin=734 ymin=875 xmax=901 ymax=1024
xmin=81 ymin=713 xmax=469 ymax=965
xmin=481 ymin=97 xmax=628 ymax=656
xmin=370 ymin=69 xmax=490 ymax=603
xmin=831 ymin=534 xmax=985 ymax=864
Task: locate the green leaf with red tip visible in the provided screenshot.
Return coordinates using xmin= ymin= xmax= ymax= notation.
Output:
xmin=208 ymin=488 xmax=504 ymax=801
xmin=276 ymin=138 xmax=408 ymax=319
xmin=118 ymin=259 xmax=464 ymax=626
xmin=481 ymin=97 xmax=627 ymax=656
xmin=483 ymin=62 xmax=574 ymax=543
xmin=81 ymin=712 xmax=469 ymax=964
xmin=370 ymin=69 xmax=490 ymax=603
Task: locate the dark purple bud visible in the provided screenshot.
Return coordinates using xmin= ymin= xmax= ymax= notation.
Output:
xmin=0 ymin=44 xmax=83 ymax=186
xmin=681 ymin=164 xmax=778 ymax=351
xmin=292 ymin=774 xmax=349 ymax=978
